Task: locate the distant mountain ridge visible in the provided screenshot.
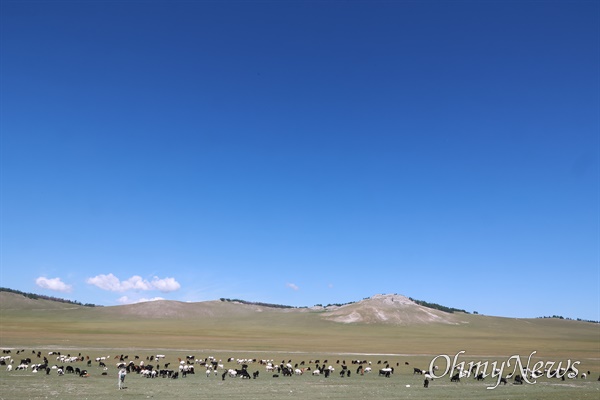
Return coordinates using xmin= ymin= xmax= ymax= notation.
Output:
xmin=0 ymin=289 xmax=463 ymax=325
xmin=0 ymin=287 xmax=464 ymax=315
xmin=0 ymin=287 xmax=99 ymax=307
xmin=1 ymin=287 xmax=597 ymax=324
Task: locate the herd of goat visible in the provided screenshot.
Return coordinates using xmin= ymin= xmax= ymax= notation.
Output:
xmin=1 ymin=348 xmax=596 ymax=389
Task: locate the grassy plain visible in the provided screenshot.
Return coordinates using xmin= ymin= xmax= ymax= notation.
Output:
xmin=0 ymin=293 xmax=598 ymax=399
xmin=0 ymin=350 xmax=599 ymax=400
xmin=1 ymin=300 xmax=597 ymax=358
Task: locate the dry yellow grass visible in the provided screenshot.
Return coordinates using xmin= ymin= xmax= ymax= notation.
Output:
xmin=0 ymin=292 xmax=598 ymax=361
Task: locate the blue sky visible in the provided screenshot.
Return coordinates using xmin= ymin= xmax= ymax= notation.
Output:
xmin=1 ymin=0 xmax=598 ymax=320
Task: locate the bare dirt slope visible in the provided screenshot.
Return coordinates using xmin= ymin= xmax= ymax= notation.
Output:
xmin=320 ymin=294 xmax=467 ymax=325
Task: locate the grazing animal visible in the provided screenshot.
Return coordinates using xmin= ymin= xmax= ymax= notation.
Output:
xmin=424 ymin=378 xmax=429 ymax=388
xmin=238 ymin=369 xmax=251 ymax=379
xmin=413 ymin=368 xmax=423 ymax=374
xmin=379 ymin=368 xmax=392 ymax=378
xmin=450 ymin=373 xmax=460 ymax=382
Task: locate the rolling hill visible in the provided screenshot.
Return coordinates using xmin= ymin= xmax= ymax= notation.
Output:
xmin=320 ymin=294 xmax=466 ymax=325
xmin=0 ymin=290 xmax=88 ymax=311
xmin=0 ymin=290 xmax=598 ymax=359
xmin=0 ymin=291 xmax=466 ymax=324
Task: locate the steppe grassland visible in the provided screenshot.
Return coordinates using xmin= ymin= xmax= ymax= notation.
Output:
xmin=0 ymin=349 xmax=599 ymax=400
xmin=1 ymin=294 xmax=598 ymax=399
xmin=1 ymin=303 xmax=598 ymax=358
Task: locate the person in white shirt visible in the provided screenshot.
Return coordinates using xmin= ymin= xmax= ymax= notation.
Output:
xmin=118 ymin=368 xmax=126 ymax=390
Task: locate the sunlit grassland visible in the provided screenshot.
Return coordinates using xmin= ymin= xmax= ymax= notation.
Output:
xmin=0 ymin=350 xmax=598 ymax=400
xmin=0 ymin=295 xmax=600 ymax=400
xmin=1 ymin=304 xmax=598 ymax=358
xmin=0 ymin=295 xmax=598 ymax=400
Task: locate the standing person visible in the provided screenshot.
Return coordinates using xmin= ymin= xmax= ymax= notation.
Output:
xmin=118 ymin=367 xmax=126 ymax=390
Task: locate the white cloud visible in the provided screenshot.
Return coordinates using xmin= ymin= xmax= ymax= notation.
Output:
xmin=117 ymin=296 xmax=165 ymax=305
xmin=35 ymin=277 xmax=72 ymax=293
xmin=86 ymin=273 xmax=180 ymax=293
xmin=86 ymin=273 xmax=124 ymax=291
xmin=286 ymin=283 xmax=299 ymax=291
xmin=122 ymin=275 xmax=153 ymax=291
xmin=151 ymin=276 xmax=181 ymax=292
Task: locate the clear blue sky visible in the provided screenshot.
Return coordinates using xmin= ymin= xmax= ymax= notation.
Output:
xmin=1 ymin=0 xmax=598 ymax=320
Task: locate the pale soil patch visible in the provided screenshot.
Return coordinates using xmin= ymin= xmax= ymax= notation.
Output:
xmin=322 ymin=294 xmax=466 ymax=325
